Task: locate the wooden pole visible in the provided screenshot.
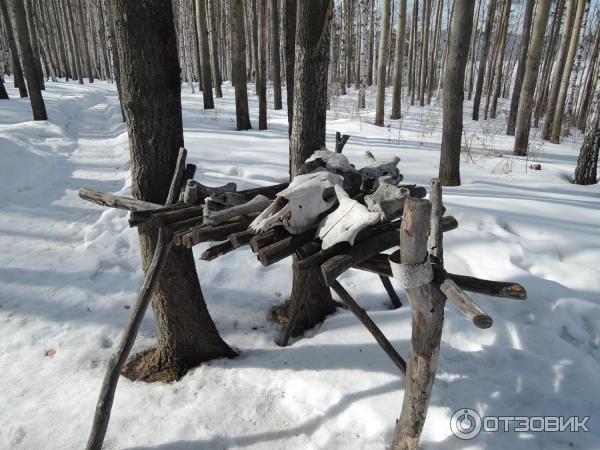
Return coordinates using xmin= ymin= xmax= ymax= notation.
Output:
xmin=379 ymin=275 xmax=403 ymax=308
xmin=392 ymin=198 xmax=446 ymax=450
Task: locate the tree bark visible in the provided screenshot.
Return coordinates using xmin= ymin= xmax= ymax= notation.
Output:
xmin=111 ymin=0 xmax=235 ymax=382
xmin=438 ymin=0 xmax=475 ymax=186
xmin=24 ymin=0 xmax=44 ymax=88
xmin=257 ymin=0 xmax=267 ymax=129
xmin=285 ymin=0 xmax=337 ymax=343
xmin=284 ymin=0 xmax=296 ymax=136
xmin=76 ymin=0 xmax=93 ymax=82
xmin=390 ymin=0 xmax=407 ymax=119
xmin=574 ymin=83 xmax=600 ymax=184
xmin=375 ymin=0 xmax=391 ymax=125
xmin=270 ymin=0 xmax=282 ymax=109
xmin=418 ymin=0 xmax=431 ymax=106
xmin=357 ymin=0 xmax=368 ymax=109
xmin=11 ymin=0 xmax=47 ymax=120
xmin=506 ymin=0 xmax=534 ymax=135
xmin=0 ymin=0 xmax=27 ymax=97
xmin=196 ymin=0 xmax=215 ymax=109
xmin=231 ymin=0 xmax=252 ymax=130
xmin=513 ymin=0 xmax=552 ymax=156
xmin=488 ymin=0 xmax=511 ymax=119
xmin=472 ymin=0 xmax=496 ymax=120
xmin=207 ymin=0 xmax=223 ymax=97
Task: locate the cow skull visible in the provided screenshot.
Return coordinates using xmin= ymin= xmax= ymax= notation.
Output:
xmin=359 ymin=151 xmax=402 ymax=192
xmin=250 ymin=172 xmax=344 ymax=234
xmin=317 ymin=185 xmax=381 ymax=250
xmin=364 ymin=178 xmax=410 ymax=221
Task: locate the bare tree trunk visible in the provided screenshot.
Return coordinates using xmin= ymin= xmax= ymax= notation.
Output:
xmin=427 ymin=0 xmax=443 ymax=103
xmin=549 ymin=0 xmax=587 ymax=143
xmin=506 ymin=0 xmax=534 ymax=134
xmin=438 ymin=0 xmax=475 ymax=186
xmin=565 ymin=0 xmax=590 ymax=120
xmin=390 ymin=0 xmax=407 ymax=119
xmin=367 ymin=0 xmax=374 ymax=85
xmin=375 ymin=0 xmax=391 ymax=125
xmin=577 ymin=26 xmax=600 ymax=130
xmin=574 ymin=82 xmax=600 ymax=184
xmin=251 ymin=0 xmax=259 ymax=88
xmin=110 ymin=0 xmax=235 ymax=383
xmin=409 ymin=0 xmax=418 ymax=104
xmin=466 ymin=0 xmax=482 ymax=100
xmin=418 ymin=0 xmax=431 ymax=106
xmin=488 ymin=0 xmax=511 ymax=119
xmin=472 ymin=0 xmax=496 ymax=120
xmin=285 ymin=0 xmax=337 ymax=343
xmin=269 ymin=0 xmax=282 ymax=109
xmin=76 ymin=0 xmax=93 ymax=82
xmin=0 ymin=0 xmax=27 ymax=97
xmin=24 ymin=0 xmax=44 ymax=87
xmin=542 ymin=0 xmax=577 ymax=139
xmin=207 ymin=0 xmax=222 ymax=97
xmin=284 ymin=0 xmax=296 ymax=137
xmin=231 ymin=0 xmax=252 ymax=130
xmin=344 ymin=0 xmax=353 ymax=88
xmin=11 ymin=0 xmax=47 ymax=120
xmin=358 ymin=0 xmax=368 ymax=109
xmin=513 ymin=0 xmax=552 ymax=156
xmin=196 ymin=0 xmax=215 ymax=109
xmin=257 ymin=0 xmax=267 ymax=129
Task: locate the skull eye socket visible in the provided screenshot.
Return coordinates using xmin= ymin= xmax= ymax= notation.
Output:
xmin=298 ymin=205 xmax=302 ymax=209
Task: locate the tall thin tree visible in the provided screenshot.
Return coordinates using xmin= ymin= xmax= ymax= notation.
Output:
xmin=257 ymin=0 xmax=267 ymax=129
xmin=472 ymin=0 xmax=496 ymax=120
xmin=390 ymin=0 xmax=407 ymax=119
xmin=375 ymin=0 xmax=392 ymax=125
xmin=231 ymin=0 xmax=251 ymax=130
xmin=196 ymin=0 xmax=215 ymax=109
xmin=270 ymin=0 xmax=282 ymax=109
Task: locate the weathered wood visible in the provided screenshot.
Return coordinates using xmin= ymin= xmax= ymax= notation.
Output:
xmin=239 ymin=182 xmax=289 ymax=200
xmin=86 ymin=228 xmax=173 ymax=450
xmin=335 ymin=131 xmax=350 ymax=153
xmin=320 ymin=216 xmax=458 ymax=286
xmin=256 ymin=230 xmax=317 ymax=266
xmin=130 ymin=205 xmax=204 ymax=227
xmin=379 ymin=275 xmax=403 ymax=308
xmin=204 ymin=194 xmax=271 ymax=226
xmin=200 ymin=241 xmax=236 ymax=261
xmin=182 ymin=163 xmax=197 ymax=187
xmin=429 ymin=179 xmax=443 ymax=264
xmin=165 ymin=147 xmax=187 ymax=205
xmin=331 ymin=281 xmax=406 ymax=374
xmin=79 ymin=187 xmax=162 ymax=211
xmin=439 ymin=279 xmax=493 ymax=329
xmin=176 ymin=215 xmax=257 ymax=248
xmin=354 ymin=254 xmax=527 ymax=300
xmin=392 ymin=198 xmax=445 ymax=450
xmin=228 ymin=230 xmax=255 ymax=248
xmin=249 ymin=227 xmax=290 ymax=252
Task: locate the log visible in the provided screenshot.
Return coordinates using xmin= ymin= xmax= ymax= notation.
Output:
xmin=320 ymin=216 xmax=458 ymax=286
xmin=177 ymin=215 xmax=256 ymax=248
xmin=200 ymin=241 xmax=236 ymax=261
xmin=379 ymin=275 xmax=403 ymax=308
xmin=331 ymin=281 xmax=406 ymax=373
xmin=335 ymin=131 xmax=350 ymax=153
xmin=204 ymin=195 xmax=271 ymax=226
xmin=429 ymin=179 xmax=443 ymax=264
xmin=392 ymin=199 xmax=445 ymax=450
xmin=228 ymin=230 xmax=255 ymax=248
xmin=439 ymin=279 xmax=493 ymax=329
xmin=86 ymin=229 xmax=173 ymax=450
xmin=129 ymin=204 xmax=202 ymax=227
xmin=165 ymin=147 xmax=187 ymax=205
xmin=354 ymin=254 xmax=527 ymax=300
xmin=249 ymin=227 xmax=290 ymax=252
xmin=79 ymin=187 xmax=162 ymax=211
xmin=256 ymin=230 xmax=317 ymax=266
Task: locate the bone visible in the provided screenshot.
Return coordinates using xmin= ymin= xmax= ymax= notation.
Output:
xmin=203 ymin=194 xmax=272 ymax=226
xmin=364 ymin=181 xmax=410 ymax=221
xmin=305 ymin=149 xmax=356 ymax=174
xmin=317 ymin=185 xmax=381 ymax=250
xmin=359 ymin=152 xmax=402 ymax=192
xmin=183 ymin=180 xmax=237 ymax=205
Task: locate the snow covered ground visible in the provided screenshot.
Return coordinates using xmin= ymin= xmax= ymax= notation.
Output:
xmin=0 ymin=78 xmax=599 ymax=450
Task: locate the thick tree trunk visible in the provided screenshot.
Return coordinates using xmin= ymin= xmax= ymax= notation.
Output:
xmin=574 ymin=85 xmax=600 ymax=184
xmin=196 ymin=0 xmax=215 ymax=109
xmin=24 ymin=0 xmax=44 ymax=88
xmin=542 ymin=0 xmax=577 ymax=139
xmin=207 ymin=0 xmax=222 ymax=98
xmin=269 ymin=0 xmax=282 ymax=110
xmin=438 ymin=0 xmax=475 ymax=186
xmin=549 ymin=0 xmax=587 ymax=143
xmin=472 ymin=0 xmax=496 ymax=120
xmin=375 ymin=0 xmax=391 ymax=125
xmin=513 ymin=0 xmax=552 ymax=156
xmin=11 ymin=0 xmax=47 ymax=120
xmin=231 ymin=0 xmax=251 ymax=130
xmin=507 ymin=0 xmax=534 ymax=135
xmin=577 ymin=27 xmax=600 ymax=130
xmin=390 ymin=0 xmax=407 ymax=119
xmin=285 ymin=0 xmax=337 ymax=342
xmin=111 ymin=0 xmax=235 ymax=382
xmin=284 ymin=0 xmax=296 ymax=136
xmin=0 ymin=0 xmax=27 ymax=97
xmin=257 ymin=0 xmax=267 ymax=129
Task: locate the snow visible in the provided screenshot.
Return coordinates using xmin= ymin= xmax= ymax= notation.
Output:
xmin=1 ymin=77 xmax=599 ymax=450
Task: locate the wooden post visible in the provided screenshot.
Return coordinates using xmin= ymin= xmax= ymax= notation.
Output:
xmin=392 ymin=198 xmax=446 ymax=450
xmin=335 ymin=131 xmax=350 ymax=153
xmin=429 ymin=178 xmax=443 ymax=264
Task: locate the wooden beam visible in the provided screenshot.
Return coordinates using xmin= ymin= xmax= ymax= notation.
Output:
xmin=440 ymin=279 xmax=493 ymax=329
xmin=165 ymin=147 xmax=187 ymax=205
xmin=79 ymin=187 xmax=162 ymax=211
xmin=379 ymin=275 xmax=403 ymax=308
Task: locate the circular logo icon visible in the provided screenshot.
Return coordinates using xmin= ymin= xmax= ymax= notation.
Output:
xmin=451 ymin=408 xmax=482 ymax=440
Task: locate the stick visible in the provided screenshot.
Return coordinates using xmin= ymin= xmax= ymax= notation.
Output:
xmin=165 ymin=147 xmax=187 ymax=206
xmin=256 ymin=230 xmax=317 ymax=266
xmin=331 ymin=281 xmax=406 ymax=374
xmin=86 ymin=229 xmax=173 ymax=450
xmin=335 ymin=131 xmax=350 ymax=153
xmin=79 ymin=187 xmax=162 ymax=211
xmin=392 ymin=199 xmax=445 ymax=450
xmin=177 ymin=215 xmax=256 ymax=248
xmin=429 ymin=179 xmax=443 ymax=265
xmin=439 ymin=279 xmax=493 ymax=329
xmin=200 ymin=241 xmax=236 ymax=261
xmin=379 ymin=275 xmax=402 ymax=308
xmin=228 ymin=230 xmax=255 ymax=248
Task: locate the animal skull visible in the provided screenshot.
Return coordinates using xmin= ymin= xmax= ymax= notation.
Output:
xmin=250 ymin=172 xmax=344 ymax=234
xmin=305 ymin=149 xmax=355 ymax=174
xmin=359 ymin=151 xmax=402 ymax=192
xmin=317 ymin=185 xmax=381 ymax=250
xmin=364 ymin=178 xmax=410 ymax=221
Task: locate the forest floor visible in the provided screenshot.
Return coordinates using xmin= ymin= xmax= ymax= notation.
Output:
xmin=0 ymin=78 xmax=599 ymax=450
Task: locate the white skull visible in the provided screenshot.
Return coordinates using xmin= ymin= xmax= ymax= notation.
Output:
xmin=317 ymin=185 xmax=381 ymax=250
xmin=305 ymin=149 xmax=355 ymax=174
xmin=250 ymin=172 xmax=344 ymax=234
xmin=359 ymin=151 xmax=402 ymax=191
